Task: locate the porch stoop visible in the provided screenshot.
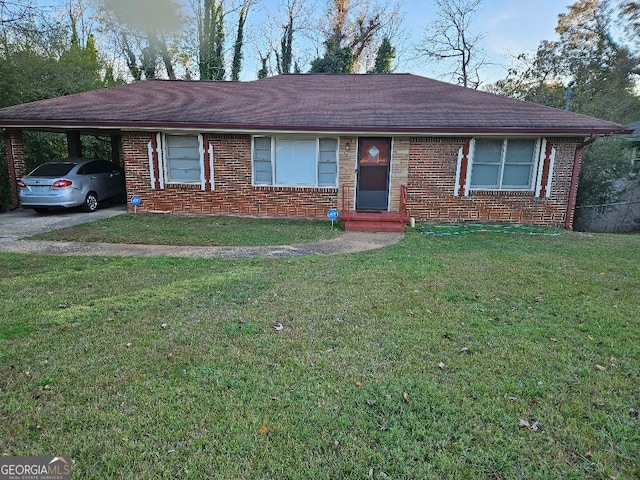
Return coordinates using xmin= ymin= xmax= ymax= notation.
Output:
xmin=340 ymin=184 xmax=409 ymax=232
xmin=340 ymin=210 xmax=408 ymax=232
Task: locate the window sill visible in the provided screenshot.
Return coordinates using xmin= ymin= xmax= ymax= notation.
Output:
xmin=166 ymin=183 xmax=202 ymax=190
xmin=469 ymin=189 xmax=535 ymax=197
xmin=253 ymin=185 xmax=338 ymax=192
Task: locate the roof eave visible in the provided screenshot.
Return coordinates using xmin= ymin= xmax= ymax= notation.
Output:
xmin=0 ymin=120 xmax=631 ymax=137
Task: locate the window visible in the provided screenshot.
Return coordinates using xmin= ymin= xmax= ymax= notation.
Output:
xmin=470 ymin=139 xmax=538 ymax=190
xmin=253 ymin=136 xmax=338 ymax=187
xmin=164 ymin=135 xmax=203 ymax=184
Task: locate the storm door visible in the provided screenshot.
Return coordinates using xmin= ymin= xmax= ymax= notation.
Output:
xmin=355 ymin=137 xmax=391 ymax=210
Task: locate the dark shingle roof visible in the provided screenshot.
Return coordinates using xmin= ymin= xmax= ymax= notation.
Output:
xmin=0 ymin=74 xmax=629 ymax=135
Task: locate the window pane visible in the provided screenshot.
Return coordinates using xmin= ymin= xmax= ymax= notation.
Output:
xmin=253 ymin=137 xmax=273 ymax=185
xmin=275 ymin=139 xmax=316 ymax=185
xmin=255 ymin=137 xmax=271 ymax=150
xmin=319 ymin=138 xmax=337 ymax=150
xmin=166 ymin=135 xmax=201 ymax=183
xmin=470 ymin=164 xmax=499 ymax=187
xmin=254 ymin=137 xmax=271 ymax=162
xmin=255 ymin=170 xmax=272 ymax=184
xmin=319 ymin=150 xmax=337 ymax=163
xmin=474 ymin=140 xmax=502 ymax=164
xmin=318 ymin=162 xmax=337 ymax=187
xmin=30 ymin=162 xmax=76 ymax=176
xmin=502 ymin=165 xmax=532 ymax=187
xmin=319 ymin=173 xmax=336 ymax=186
xmin=318 ymin=163 xmax=336 ymax=175
xmin=506 ymin=140 xmax=535 ymax=164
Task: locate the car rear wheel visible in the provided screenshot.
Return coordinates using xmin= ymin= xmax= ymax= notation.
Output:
xmin=82 ymin=192 xmax=99 ymax=212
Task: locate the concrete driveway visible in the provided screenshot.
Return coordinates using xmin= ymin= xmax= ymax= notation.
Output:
xmin=0 ymin=205 xmax=128 ymax=241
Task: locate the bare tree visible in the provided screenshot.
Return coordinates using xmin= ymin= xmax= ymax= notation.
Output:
xmin=416 ymin=0 xmax=487 ymax=88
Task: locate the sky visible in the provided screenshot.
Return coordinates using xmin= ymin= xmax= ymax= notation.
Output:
xmin=357 ymin=0 xmax=569 ymax=84
xmin=241 ymin=0 xmax=571 ymax=84
xmin=37 ymin=0 xmax=573 ymax=85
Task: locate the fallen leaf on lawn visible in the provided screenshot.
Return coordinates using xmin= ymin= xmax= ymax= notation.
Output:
xmin=166 ymin=352 xmax=173 ymax=359
xmin=585 ymin=451 xmax=593 ymax=459
xmin=550 ymin=338 xmax=557 ymax=342
xmin=531 ymin=421 xmax=540 ymax=431
xmin=258 ymin=425 xmax=269 ymax=434
xmin=273 ymin=322 xmax=283 ymax=331
xmin=403 ymin=391 xmax=409 ymax=403
xmin=535 ymin=296 xmax=543 ymax=302
xmin=161 ymin=323 xmax=168 ymax=329
xmin=355 ymin=381 xmax=363 ymax=387
xmin=438 ymin=362 xmax=445 ymax=369
xmin=366 ymin=400 xmax=377 ymax=407
xmin=519 ymin=418 xmax=530 ymax=428
xmin=595 ymin=364 xmax=607 ymax=371
xmin=126 ymin=343 xmax=132 ymax=348
xmin=460 ymin=346 xmax=470 ymax=353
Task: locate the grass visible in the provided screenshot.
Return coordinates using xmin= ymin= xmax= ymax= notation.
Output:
xmin=1 ymin=229 xmax=639 ymax=479
xmin=29 ymin=213 xmax=342 ymax=246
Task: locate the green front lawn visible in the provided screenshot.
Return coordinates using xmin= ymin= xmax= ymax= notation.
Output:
xmin=1 ymin=231 xmax=638 ymax=479
xmin=29 ymin=213 xmax=342 ymax=246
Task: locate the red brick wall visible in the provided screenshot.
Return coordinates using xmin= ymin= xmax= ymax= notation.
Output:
xmin=406 ymin=137 xmax=580 ymax=228
xmin=122 ymin=132 xmax=338 ymax=218
xmin=121 ymin=132 xmax=580 ymax=227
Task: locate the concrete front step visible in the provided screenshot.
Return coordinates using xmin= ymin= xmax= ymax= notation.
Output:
xmin=343 ymin=220 xmax=406 ymax=232
xmin=340 ymin=210 xmax=408 ymax=232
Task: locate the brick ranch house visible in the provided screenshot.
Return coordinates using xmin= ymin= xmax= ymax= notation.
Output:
xmin=0 ymin=74 xmax=630 ymax=231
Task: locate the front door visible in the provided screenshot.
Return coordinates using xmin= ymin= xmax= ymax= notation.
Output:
xmin=356 ymin=137 xmax=391 ymax=210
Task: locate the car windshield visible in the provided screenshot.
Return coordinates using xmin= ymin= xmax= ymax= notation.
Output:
xmin=29 ymin=162 xmax=77 ymax=177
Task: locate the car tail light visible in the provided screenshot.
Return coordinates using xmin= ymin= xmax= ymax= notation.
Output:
xmin=53 ymin=179 xmax=73 ymax=188
xmin=18 ymin=179 xmax=26 ymax=188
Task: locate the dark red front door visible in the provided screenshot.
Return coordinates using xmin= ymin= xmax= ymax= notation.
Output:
xmin=356 ymin=137 xmax=391 ymax=210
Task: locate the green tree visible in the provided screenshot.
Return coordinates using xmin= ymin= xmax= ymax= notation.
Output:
xmin=1 ymin=2 xmax=115 ymax=211
xmin=199 ymin=0 xmax=225 ymax=80
xmin=488 ymin=0 xmax=640 ymax=225
xmin=309 ymin=0 xmax=399 ymax=74
xmin=309 ymin=39 xmax=354 ymax=73
xmin=368 ymin=36 xmax=395 ymax=73
xmin=257 ymin=52 xmax=269 ymax=78
xmin=230 ymin=3 xmax=249 ymax=81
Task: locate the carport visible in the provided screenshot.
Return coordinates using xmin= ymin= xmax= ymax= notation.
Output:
xmin=3 ymin=127 xmax=124 ymax=211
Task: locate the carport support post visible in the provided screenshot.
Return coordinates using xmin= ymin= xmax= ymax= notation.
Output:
xmin=111 ymin=134 xmax=122 ymax=166
xmin=3 ymin=129 xmax=26 ymax=212
xmin=67 ymin=131 xmax=83 ymax=158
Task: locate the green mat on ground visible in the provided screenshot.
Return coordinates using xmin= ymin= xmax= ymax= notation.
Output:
xmin=416 ymin=223 xmax=562 ymax=236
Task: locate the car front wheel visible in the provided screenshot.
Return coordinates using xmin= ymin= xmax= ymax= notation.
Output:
xmin=82 ymin=192 xmax=99 ymax=212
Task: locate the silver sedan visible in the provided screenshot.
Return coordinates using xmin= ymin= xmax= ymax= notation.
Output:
xmin=18 ymin=158 xmax=126 ymax=213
